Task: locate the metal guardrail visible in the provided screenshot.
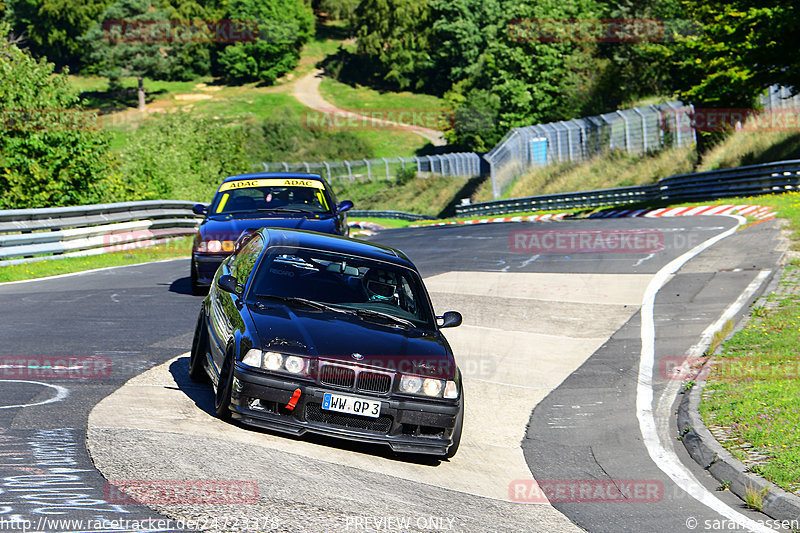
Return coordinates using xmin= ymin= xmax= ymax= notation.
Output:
xmin=348 ymin=210 xmax=432 ymax=221
xmin=456 ymin=159 xmax=800 ymax=217
xmin=0 ymin=201 xmax=203 ymax=266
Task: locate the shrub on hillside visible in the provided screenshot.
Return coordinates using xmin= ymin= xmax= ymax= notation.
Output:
xmin=0 ymin=24 xmax=116 ymax=208
xmin=246 ymin=107 xmax=374 ymax=162
xmin=118 ymin=111 xmax=250 ymax=202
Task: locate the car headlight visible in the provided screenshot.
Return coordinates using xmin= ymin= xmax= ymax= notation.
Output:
xmin=284 ymin=356 xmax=305 ymax=374
xmin=242 ymin=350 xmax=307 ymax=376
xmin=423 ymin=379 xmax=442 ymax=397
xmin=264 ymin=352 xmax=283 ymax=371
xmin=399 ymin=375 xmax=423 ymax=394
xmin=444 ymin=380 xmax=458 ymax=399
xmin=399 ymin=375 xmax=449 ymax=398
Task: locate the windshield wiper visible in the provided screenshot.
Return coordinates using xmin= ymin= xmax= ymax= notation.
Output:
xmin=354 ymin=308 xmax=417 ymax=329
xmin=258 ymin=207 xmax=318 ymax=214
xmin=254 ymin=295 xmax=354 ymax=314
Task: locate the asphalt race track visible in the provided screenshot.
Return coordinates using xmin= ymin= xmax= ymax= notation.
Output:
xmin=0 ymin=216 xmax=787 ymax=532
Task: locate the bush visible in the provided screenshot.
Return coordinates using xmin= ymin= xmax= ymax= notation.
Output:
xmin=394 ymin=166 xmax=416 ymax=186
xmin=0 ymin=25 xmax=116 ymax=208
xmin=217 ymin=0 xmax=314 ymax=83
xmin=118 ymin=111 xmax=251 ymax=202
xmin=245 ymin=107 xmax=374 ymax=162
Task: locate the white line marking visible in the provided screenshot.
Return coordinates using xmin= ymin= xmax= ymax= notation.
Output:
xmin=0 ymin=380 xmax=69 ymax=409
xmin=633 ymin=253 xmax=655 ymax=267
xmin=636 ymin=215 xmax=774 ymax=532
xmin=655 ymin=270 xmax=772 ymax=446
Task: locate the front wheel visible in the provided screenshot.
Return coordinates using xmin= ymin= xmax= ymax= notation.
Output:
xmin=214 ymin=353 xmax=234 ymax=420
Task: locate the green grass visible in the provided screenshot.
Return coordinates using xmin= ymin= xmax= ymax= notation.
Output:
xmin=332 ymin=175 xmax=472 ymax=218
xmin=0 ymin=238 xmax=192 ymax=283
xmin=699 ymin=274 xmax=800 ymax=492
xmin=319 ymin=77 xmax=444 ymax=115
xmin=347 ymin=217 xmax=415 ymax=229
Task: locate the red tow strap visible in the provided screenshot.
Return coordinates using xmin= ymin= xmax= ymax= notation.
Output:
xmin=285 ymin=388 xmax=302 ymax=411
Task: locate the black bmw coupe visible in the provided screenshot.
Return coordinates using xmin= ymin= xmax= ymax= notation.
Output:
xmin=189 ymin=228 xmax=464 ymax=459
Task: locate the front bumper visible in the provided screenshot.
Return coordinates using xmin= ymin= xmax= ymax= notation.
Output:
xmin=230 ymin=364 xmax=460 ymax=456
xmin=192 ymin=253 xmax=229 ymax=286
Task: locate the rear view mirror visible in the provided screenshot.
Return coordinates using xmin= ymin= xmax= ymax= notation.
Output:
xmin=336 ymin=200 xmax=354 ymax=214
xmin=218 ymin=274 xmax=242 ymax=295
xmin=438 ymin=311 xmax=462 ymax=328
xmin=192 ymin=204 xmax=208 ymax=215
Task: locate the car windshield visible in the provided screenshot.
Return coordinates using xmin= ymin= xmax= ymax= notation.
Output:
xmin=209 ymin=182 xmax=330 ymax=215
xmin=249 ymin=247 xmax=434 ymax=328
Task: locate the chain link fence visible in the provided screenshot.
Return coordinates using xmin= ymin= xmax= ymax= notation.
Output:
xmin=255 ymin=86 xmax=798 ymax=200
xmin=483 ymin=101 xmax=696 ymax=199
xmin=257 ymin=153 xmax=481 ymax=183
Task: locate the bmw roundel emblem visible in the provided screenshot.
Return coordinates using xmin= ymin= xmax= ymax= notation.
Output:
xmin=351 ymin=352 xmax=364 ymax=361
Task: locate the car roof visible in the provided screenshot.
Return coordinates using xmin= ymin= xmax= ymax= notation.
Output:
xmin=257 ymin=228 xmax=415 ymax=269
xmin=220 ymin=172 xmax=326 ymax=185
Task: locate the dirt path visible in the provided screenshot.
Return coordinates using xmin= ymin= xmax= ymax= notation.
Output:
xmin=292 ymin=68 xmax=446 ymax=146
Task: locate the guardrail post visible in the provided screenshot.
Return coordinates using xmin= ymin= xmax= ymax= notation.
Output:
xmin=344 ymin=160 xmax=353 ymax=181
xmin=303 ymin=162 xmax=310 ymax=173
xmin=323 ymin=161 xmax=331 ymax=182
xmin=282 ymin=162 xmax=289 ymax=171
xmin=415 ymin=156 xmax=421 ymax=174
xmin=363 ymin=159 xmax=371 ymax=181
xmin=262 ymin=163 xmax=269 ymax=171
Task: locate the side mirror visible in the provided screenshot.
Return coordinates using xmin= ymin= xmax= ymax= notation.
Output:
xmin=437 ymin=311 xmax=462 ymax=328
xmin=192 ymin=204 xmax=208 ymax=216
xmin=336 ymin=200 xmax=354 ymax=214
xmin=218 ymin=274 xmax=242 ymax=295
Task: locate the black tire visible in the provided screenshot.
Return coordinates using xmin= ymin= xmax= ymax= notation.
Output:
xmin=443 ymin=391 xmax=464 ymax=460
xmin=214 ymin=351 xmax=235 ymax=420
xmin=189 ymin=312 xmax=209 ymax=383
xmin=190 ymin=260 xmax=206 ymax=296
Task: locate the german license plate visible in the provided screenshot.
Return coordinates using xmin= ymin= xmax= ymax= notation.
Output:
xmin=322 ymin=392 xmax=381 ymax=418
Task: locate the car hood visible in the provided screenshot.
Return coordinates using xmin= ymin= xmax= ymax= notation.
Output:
xmin=199 ymin=215 xmax=338 ymax=240
xmin=248 ymin=306 xmax=456 ymax=379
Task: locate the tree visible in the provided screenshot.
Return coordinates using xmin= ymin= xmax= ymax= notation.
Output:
xmin=443 ymin=0 xmax=604 ymax=149
xmin=427 ymin=0 xmax=501 ymax=94
xmin=216 ymin=0 xmax=313 ymax=84
xmin=82 ymin=0 xmax=179 ymax=110
xmin=353 ymin=0 xmax=432 ymax=90
xmin=674 ymin=1 xmax=799 ymax=108
xmin=0 ymin=22 xmax=115 ymax=208
xmin=4 ymin=0 xmax=112 ymax=70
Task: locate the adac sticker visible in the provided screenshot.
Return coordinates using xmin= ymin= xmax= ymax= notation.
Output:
xmin=218 ymin=178 xmax=325 ymax=192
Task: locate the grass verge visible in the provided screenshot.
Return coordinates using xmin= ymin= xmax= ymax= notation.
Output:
xmin=698 ymin=259 xmax=800 ymax=493
xmin=0 ymin=238 xmax=192 ymax=283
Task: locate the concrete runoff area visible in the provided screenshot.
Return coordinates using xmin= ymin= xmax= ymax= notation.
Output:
xmin=88 ymin=272 xmax=653 ymax=531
